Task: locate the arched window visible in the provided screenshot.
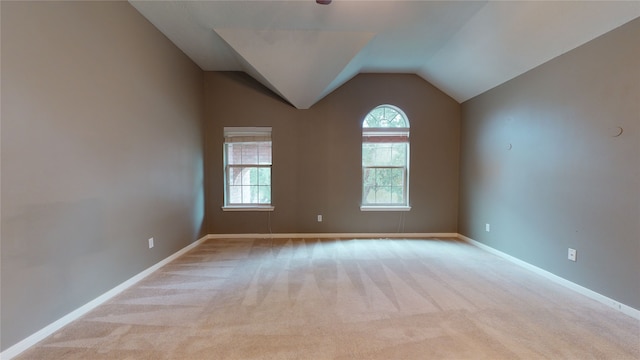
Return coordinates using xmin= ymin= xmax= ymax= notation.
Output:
xmin=361 ymin=105 xmax=410 ymax=210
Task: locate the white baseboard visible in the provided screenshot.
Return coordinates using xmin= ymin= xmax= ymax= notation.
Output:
xmin=0 ymin=235 xmax=209 ymax=360
xmin=206 ymin=232 xmax=459 ymax=239
xmin=458 ymin=234 xmax=640 ymax=320
xmin=1 ymin=232 xmax=453 ymax=358
xmin=8 ymin=232 xmax=634 ymax=359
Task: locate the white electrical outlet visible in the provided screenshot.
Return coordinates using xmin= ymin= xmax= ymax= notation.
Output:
xmin=148 ymin=237 xmax=154 ymax=249
xmin=317 ymin=214 xmax=323 ymax=222
xmin=485 ymin=223 xmax=490 ymax=232
xmin=568 ymin=248 xmax=577 ymax=262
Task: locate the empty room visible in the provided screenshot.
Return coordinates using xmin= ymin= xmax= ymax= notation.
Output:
xmin=1 ymin=1 xmax=638 ymax=359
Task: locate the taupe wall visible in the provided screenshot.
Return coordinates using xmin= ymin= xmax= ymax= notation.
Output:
xmin=1 ymin=2 xmax=204 ymax=350
xmin=4 ymin=0 xmax=636 ymax=353
xmin=459 ymin=18 xmax=640 ymax=309
xmin=204 ymin=72 xmax=460 ymax=234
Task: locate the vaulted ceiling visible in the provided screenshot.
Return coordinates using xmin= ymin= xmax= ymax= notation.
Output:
xmin=130 ymin=1 xmax=640 ymax=109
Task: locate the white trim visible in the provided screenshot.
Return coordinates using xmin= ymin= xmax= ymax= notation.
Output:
xmin=224 ymin=126 xmax=272 ymax=137
xmin=458 ymin=234 xmax=640 ymax=320
xmin=362 ymin=128 xmax=409 ymax=136
xmin=360 ymin=205 xmax=411 ymax=211
xmin=207 ymin=233 xmax=457 ymax=239
xmin=2 ymin=233 xmax=456 ymax=359
xmin=10 ymin=232 xmax=636 ymax=359
xmin=222 ymin=205 xmax=274 ymax=212
xmin=0 ymin=235 xmax=209 ymax=360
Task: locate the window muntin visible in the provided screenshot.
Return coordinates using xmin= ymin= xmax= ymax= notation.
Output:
xmin=223 ymin=127 xmax=273 ymax=210
xmin=363 ymin=105 xmax=408 ymax=128
xmin=362 ymin=105 xmax=410 ymax=210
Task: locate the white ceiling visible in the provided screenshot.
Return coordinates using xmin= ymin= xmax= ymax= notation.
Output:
xmin=129 ymin=1 xmax=640 ymax=109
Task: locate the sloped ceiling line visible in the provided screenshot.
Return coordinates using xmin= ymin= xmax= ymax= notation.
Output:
xmin=214 ymin=28 xmax=375 ymax=109
xmin=129 ymin=1 xmax=640 ymax=109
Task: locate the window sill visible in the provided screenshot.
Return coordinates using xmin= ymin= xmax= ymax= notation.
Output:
xmin=360 ymin=205 xmax=411 ymax=212
xmin=222 ymin=205 xmax=275 ymax=212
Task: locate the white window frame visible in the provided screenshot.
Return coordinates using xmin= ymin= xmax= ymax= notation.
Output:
xmin=361 ymin=105 xmax=411 ymax=211
xmin=222 ymin=127 xmax=274 ymax=212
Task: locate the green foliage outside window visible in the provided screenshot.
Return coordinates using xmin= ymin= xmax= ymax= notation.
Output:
xmin=226 ymin=141 xmax=272 ymax=205
xmin=362 ymin=105 xmax=409 ymax=207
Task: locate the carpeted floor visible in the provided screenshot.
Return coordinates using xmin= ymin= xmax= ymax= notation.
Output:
xmin=15 ymin=238 xmax=640 ymax=359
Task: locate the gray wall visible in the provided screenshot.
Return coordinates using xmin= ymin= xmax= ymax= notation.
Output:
xmin=1 ymin=1 xmax=205 ymax=350
xmin=3 ymin=0 xmax=637 ymax=353
xmin=204 ymin=72 xmax=460 ymax=234
xmin=459 ymin=18 xmax=640 ymax=310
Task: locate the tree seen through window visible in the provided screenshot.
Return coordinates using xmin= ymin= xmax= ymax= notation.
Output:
xmin=362 ymin=105 xmax=410 ymax=207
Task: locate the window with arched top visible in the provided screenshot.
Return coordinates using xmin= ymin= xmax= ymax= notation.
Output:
xmin=361 ymin=105 xmax=411 ymax=211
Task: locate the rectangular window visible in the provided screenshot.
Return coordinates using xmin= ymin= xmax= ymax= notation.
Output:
xmin=223 ymin=127 xmax=273 ymax=211
xmin=361 ymin=129 xmax=410 ymax=210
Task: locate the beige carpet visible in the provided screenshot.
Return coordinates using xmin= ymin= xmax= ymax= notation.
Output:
xmin=16 ymin=238 xmax=640 ymax=359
